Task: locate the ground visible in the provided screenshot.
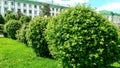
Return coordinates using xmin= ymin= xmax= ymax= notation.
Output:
xmin=0 ymin=38 xmax=120 ymax=68
xmin=0 ymin=38 xmax=60 ymax=68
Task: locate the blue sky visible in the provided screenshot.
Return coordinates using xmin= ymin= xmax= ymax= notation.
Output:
xmin=88 ymin=0 xmax=118 ymax=8
xmin=88 ymin=0 xmax=120 ymax=13
xmin=36 ymin=0 xmax=120 ymax=13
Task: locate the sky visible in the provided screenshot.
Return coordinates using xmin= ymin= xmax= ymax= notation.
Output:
xmin=89 ymin=0 xmax=120 ymax=13
xmin=35 ymin=0 xmax=120 ymax=13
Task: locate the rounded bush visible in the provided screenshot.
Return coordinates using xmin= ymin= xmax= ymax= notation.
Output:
xmin=5 ymin=13 xmax=18 ymax=22
xmin=45 ymin=5 xmax=120 ymax=68
xmin=4 ymin=20 xmax=21 ymax=39
xmin=26 ymin=16 xmax=51 ymax=57
xmin=20 ymin=16 xmax=31 ymax=24
xmin=16 ymin=23 xmax=28 ymax=44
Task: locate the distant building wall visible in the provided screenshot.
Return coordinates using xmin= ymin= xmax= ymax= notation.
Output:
xmin=0 ymin=0 xmax=67 ymax=18
xmin=100 ymin=10 xmax=120 ymax=27
xmin=105 ymin=15 xmax=120 ymax=27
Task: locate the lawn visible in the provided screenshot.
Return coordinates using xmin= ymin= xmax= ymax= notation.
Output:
xmin=0 ymin=38 xmax=120 ymax=68
xmin=0 ymin=38 xmax=60 ymax=68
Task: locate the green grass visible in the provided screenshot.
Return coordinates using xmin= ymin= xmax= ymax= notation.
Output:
xmin=0 ymin=38 xmax=120 ymax=68
xmin=0 ymin=38 xmax=60 ymax=68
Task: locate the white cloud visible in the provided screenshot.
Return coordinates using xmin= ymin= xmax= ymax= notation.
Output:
xmin=96 ymin=2 xmax=120 ymax=12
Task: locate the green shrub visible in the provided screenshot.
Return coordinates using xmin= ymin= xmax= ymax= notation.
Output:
xmin=0 ymin=14 xmax=5 ymax=24
xmin=5 ymin=10 xmax=12 ymax=16
xmin=16 ymin=23 xmax=28 ymax=44
xmin=0 ymin=24 xmax=3 ymax=29
xmin=3 ymin=32 xmax=8 ymax=37
xmin=20 ymin=16 xmax=31 ymax=24
xmin=0 ymin=24 xmax=8 ymax=37
xmin=0 ymin=24 xmax=3 ymax=34
xmin=5 ymin=13 xmax=18 ymax=22
xmin=4 ymin=20 xmax=21 ymax=39
xmin=0 ymin=14 xmax=6 ymax=37
xmin=45 ymin=5 xmax=120 ymax=68
xmin=26 ymin=16 xmax=51 ymax=58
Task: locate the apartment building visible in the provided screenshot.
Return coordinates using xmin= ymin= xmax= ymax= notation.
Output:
xmin=0 ymin=0 xmax=67 ymax=18
xmin=100 ymin=10 xmax=120 ymax=27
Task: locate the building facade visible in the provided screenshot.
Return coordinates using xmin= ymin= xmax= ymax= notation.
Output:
xmin=0 ymin=0 xmax=67 ymax=18
xmin=100 ymin=10 xmax=120 ymax=27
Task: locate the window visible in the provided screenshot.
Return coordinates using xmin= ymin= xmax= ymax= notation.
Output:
xmin=56 ymin=8 xmax=58 ymax=11
xmin=30 ymin=16 xmax=32 ymax=18
xmin=29 ymin=4 xmax=31 ymax=8
xmin=34 ymin=5 xmax=37 ymax=8
xmin=52 ymin=8 xmax=54 ymax=11
xmin=23 ymin=3 xmax=26 ymax=7
xmin=17 ymin=2 xmax=20 ymax=6
xmin=52 ymin=13 xmax=54 ymax=16
xmin=4 ymin=7 xmax=8 ymax=11
xmin=11 ymin=8 xmax=14 ymax=12
xmin=59 ymin=8 xmax=62 ymax=11
xmin=35 ymin=11 xmax=37 ymax=15
xmin=4 ymin=1 xmax=7 ymax=4
xmin=24 ymin=9 xmax=26 ymax=13
xmin=39 ymin=6 xmax=41 ymax=9
xmin=11 ymin=1 xmax=14 ymax=5
xmin=29 ymin=10 xmax=32 ymax=14
xmin=18 ymin=9 xmax=21 ymax=12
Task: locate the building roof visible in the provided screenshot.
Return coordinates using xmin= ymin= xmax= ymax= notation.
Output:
xmin=14 ymin=0 xmax=68 ymax=9
xmin=100 ymin=10 xmax=120 ymax=16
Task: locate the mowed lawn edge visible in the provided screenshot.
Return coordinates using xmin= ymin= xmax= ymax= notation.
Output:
xmin=0 ymin=38 xmax=59 ymax=68
xmin=0 ymin=38 xmax=120 ymax=68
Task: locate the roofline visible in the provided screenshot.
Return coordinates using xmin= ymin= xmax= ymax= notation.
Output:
xmin=14 ymin=0 xmax=68 ymax=9
xmin=100 ymin=10 xmax=120 ymax=16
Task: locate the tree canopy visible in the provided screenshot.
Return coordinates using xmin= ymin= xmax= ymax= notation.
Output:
xmin=41 ymin=3 xmax=50 ymax=17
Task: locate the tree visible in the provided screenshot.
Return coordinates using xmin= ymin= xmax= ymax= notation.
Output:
xmin=0 ymin=14 xmax=5 ymax=24
xmin=17 ymin=11 xmax=24 ymax=20
xmin=111 ymin=12 xmax=114 ymax=22
xmin=41 ymin=3 xmax=50 ymax=16
xmin=0 ymin=14 xmax=5 ymax=35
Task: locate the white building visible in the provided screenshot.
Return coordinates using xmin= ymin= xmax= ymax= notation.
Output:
xmin=100 ymin=10 xmax=120 ymax=27
xmin=0 ymin=0 xmax=67 ymax=18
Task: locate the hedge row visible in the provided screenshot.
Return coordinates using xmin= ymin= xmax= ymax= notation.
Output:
xmin=4 ymin=15 xmax=31 ymax=39
xmin=45 ymin=5 xmax=120 ymax=68
xmin=4 ymin=5 xmax=120 ymax=68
